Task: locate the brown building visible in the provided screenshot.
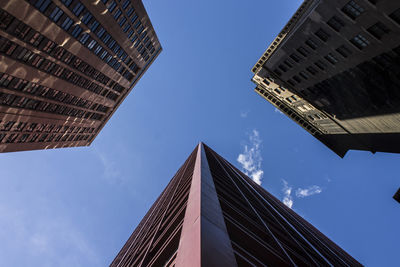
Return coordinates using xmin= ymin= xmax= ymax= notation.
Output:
xmin=252 ymin=0 xmax=400 ymax=157
xmin=0 ymin=0 xmax=161 ymax=152
xmin=111 ymin=143 xmax=361 ymax=266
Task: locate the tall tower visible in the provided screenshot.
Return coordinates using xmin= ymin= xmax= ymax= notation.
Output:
xmin=111 ymin=143 xmax=361 ymax=266
xmin=0 ymin=0 xmax=161 ymax=153
xmin=252 ymin=0 xmax=400 ymax=157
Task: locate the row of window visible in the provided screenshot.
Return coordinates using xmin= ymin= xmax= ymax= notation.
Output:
xmin=256 ymin=87 xmax=318 ymax=135
xmin=303 ymin=46 xmax=400 ymax=100
xmin=0 ymin=9 xmax=126 ymax=95
xmin=54 ymin=0 xmax=139 ymax=81
xmin=106 ymin=0 xmax=156 ymax=62
xmin=0 ymin=36 xmax=119 ymax=101
xmin=273 ymin=11 xmax=397 ymax=85
xmin=275 ymin=42 xmax=356 ymax=85
xmin=0 ymin=131 xmax=90 ymax=144
xmin=0 ymin=89 xmax=103 ymax=120
xmin=0 ymin=73 xmax=109 ymax=113
xmin=0 ymin=120 xmax=95 ymax=135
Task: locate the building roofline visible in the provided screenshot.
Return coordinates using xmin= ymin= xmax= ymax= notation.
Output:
xmin=251 ymin=0 xmax=316 ymax=74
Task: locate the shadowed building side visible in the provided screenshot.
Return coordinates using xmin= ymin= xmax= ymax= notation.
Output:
xmin=393 ymin=188 xmax=400 ymax=204
xmin=252 ymin=0 xmax=400 ymax=157
xmin=111 ymin=143 xmax=362 ymax=266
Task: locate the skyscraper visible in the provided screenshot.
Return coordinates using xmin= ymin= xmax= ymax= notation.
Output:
xmin=394 ymin=188 xmax=400 ymax=204
xmin=252 ymin=0 xmax=400 ymax=157
xmin=111 ymin=143 xmax=361 ymax=266
xmin=0 ymin=0 xmax=161 ymax=153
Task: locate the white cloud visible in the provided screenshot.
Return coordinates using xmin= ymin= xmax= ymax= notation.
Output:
xmin=240 ymin=110 xmax=249 ymax=118
xmin=282 ymin=180 xmax=293 ymax=208
xmin=237 ymin=130 xmax=264 ymax=185
xmin=93 ymin=149 xmax=124 ymax=184
xmin=296 ymin=185 xmax=322 ymax=198
xmin=281 ymin=181 xmax=323 ymax=208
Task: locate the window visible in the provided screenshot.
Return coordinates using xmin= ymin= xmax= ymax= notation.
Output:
xmin=114 ymin=9 xmax=122 ymax=20
xmin=131 ymin=14 xmax=138 ymax=24
xmin=306 ymin=66 xmax=318 ymax=75
xmin=49 ymin=7 xmax=64 ymax=22
xmin=289 ymin=53 xmax=302 ymax=63
xmin=87 ymin=39 xmax=97 ymax=50
xmin=82 ymin=12 xmax=92 ymax=25
xmin=134 ymin=20 xmax=142 ymax=29
xmin=141 ymin=32 xmax=148 ymax=41
xmin=107 ymin=1 xmax=117 ymax=13
xmin=315 ymin=28 xmax=330 ymax=42
xmin=61 ymin=0 xmax=72 ymax=7
xmin=286 ymin=97 xmax=293 ymax=103
xmin=127 ymin=29 xmax=134 ymax=38
xmin=14 ymin=22 xmax=30 ymax=39
xmin=100 ymin=50 xmax=107 ymax=59
xmin=29 ymin=32 xmax=43 ymax=47
xmin=325 ymin=53 xmax=339 ymax=64
xmin=137 ymin=25 xmax=144 ymax=35
xmin=131 ymin=34 xmax=138 ymax=43
xmin=293 ymin=76 xmax=301 ymax=83
xmin=367 ymin=22 xmax=390 ymax=40
xmin=19 ymin=134 xmax=30 ymax=143
xmin=304 ymin=39 xmax=318 ymax=50
xmin=94 ymin=45 xmax=102 ymax=54
xmin=122 ymin=0 xmax=130 ymax=9
xmin=79 ymin=33 xmax=90 ymax=44
xmin=89 ymin=20 xmax=99 ymax=32
xmin=278 ymin=64 xmax=288 ymax=72
xmin=350 ymin=34 xmax=369 ymax=49
xmin=61 ymin=17 xmax=73 ymax=30
xmin=71 ymin=25 xmax=82 ymax=38
xmin=123 ymin=23 xmax=130 ymax=33
xmin=96 ymin=27 xmax=105 ymax=38
xmin=0 ymin=10 xmax=14 ymax=30
xmin=299 ymin=71 xmax=309 ymax=80
xmin=103 ymin=34 xmax=112 ymax=44
xmin=389 ymin=8 xmax=400 ymax=25
xmin=35 ymin=0 xmax=51 ymax=12
xmin=126 ymin=7 xmax=134 ymax=17
xmin=107 ymin=39 xmax=116 ymax=49
xmin=315 ymin=60 xmax=327 ymax=70
xmin=327 ymin=16 xmax=345 ymax=32
xmin=342 ymin=1 xmax=364 ymax=20
xmin=0 ymin=133 xmax=5 ymax=142
xmin=119 ymin=16 xmax=127 ymax=27
xmin=72 ymin=2 xmax=84 ymax=16
xmin=297 ymin=46 xmax=310 ymax=57
xmin=336 ymin=45 xmax=352 ymax=58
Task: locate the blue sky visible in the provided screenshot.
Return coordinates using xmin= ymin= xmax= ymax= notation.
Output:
xmin=0 ymin=0 xmax=399 ymax=266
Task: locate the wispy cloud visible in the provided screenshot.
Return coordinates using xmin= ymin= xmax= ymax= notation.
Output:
xmin=237 ymin=130 xmax=264 ymax=185
xmin=281 ymin=181 xmax=323 ymax=209
xmin=282 ymin=180 xmax=293 ymax=208
xmin=93 ymin=149 xmax=124 ymax=184
xmin=240 ymin=110 xmax=249 ymax=118
xmin=296 ymin=185 xmax=322 ymax=198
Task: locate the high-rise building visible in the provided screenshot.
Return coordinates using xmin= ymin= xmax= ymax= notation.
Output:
xmin=252 ymin=0 xmax=400 ymax=157
xmin=111 ymin=143 xmax=361 ymax=266
xmin=394 ymin=188 xmax=400 ymax=203
xmin=0 ymin=0 xmax=161 ymax=152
